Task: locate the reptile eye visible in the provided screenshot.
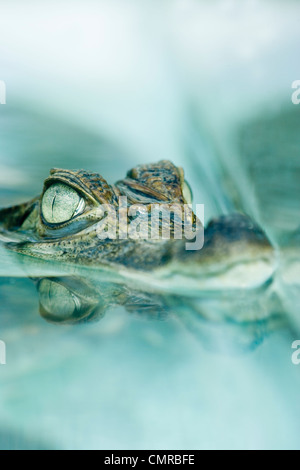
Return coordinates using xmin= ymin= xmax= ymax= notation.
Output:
xmin=41 ymin=183 xmax=85 ymax=224
xmin=39 ymin=279 xmax=81 ymax=320
xmin=182 ymin=180 xmax=193 ymax=204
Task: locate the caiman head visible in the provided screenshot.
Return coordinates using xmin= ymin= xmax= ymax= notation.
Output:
xmin=0 ymin=161 xmax=198 ymax=270
xmin=0 ymin=160 xmax=275 ymax=289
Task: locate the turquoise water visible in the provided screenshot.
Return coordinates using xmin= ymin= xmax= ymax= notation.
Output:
xmin=0 ymin=272 xmax=299 ymax=450
xmin=1 ymin=0 xmax=300 ymax=450
xmin=0 ymin=106 xmax=299 ymax=450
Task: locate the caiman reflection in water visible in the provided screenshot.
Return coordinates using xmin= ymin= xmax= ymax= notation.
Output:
xmin=29 ymin=273 xmax=284 ymax=354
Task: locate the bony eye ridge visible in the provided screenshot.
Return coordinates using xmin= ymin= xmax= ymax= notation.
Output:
xmin=41 ymin=183 xmax=85 ymax=225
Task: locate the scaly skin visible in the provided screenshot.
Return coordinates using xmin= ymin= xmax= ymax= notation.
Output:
xmin=0 ymin=161 xmax=275 ymax=289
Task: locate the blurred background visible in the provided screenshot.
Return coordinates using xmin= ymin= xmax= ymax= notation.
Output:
xmin=0 ymin=0 xmax=300 ymax=450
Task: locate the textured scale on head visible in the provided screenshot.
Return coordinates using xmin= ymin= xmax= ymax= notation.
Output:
xmin=117 ymin=160 xmax=192 ymax=204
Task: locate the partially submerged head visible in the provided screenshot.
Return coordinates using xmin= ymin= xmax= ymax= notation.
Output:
xmin=0 ymin=161 xmax=198 ymax=267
